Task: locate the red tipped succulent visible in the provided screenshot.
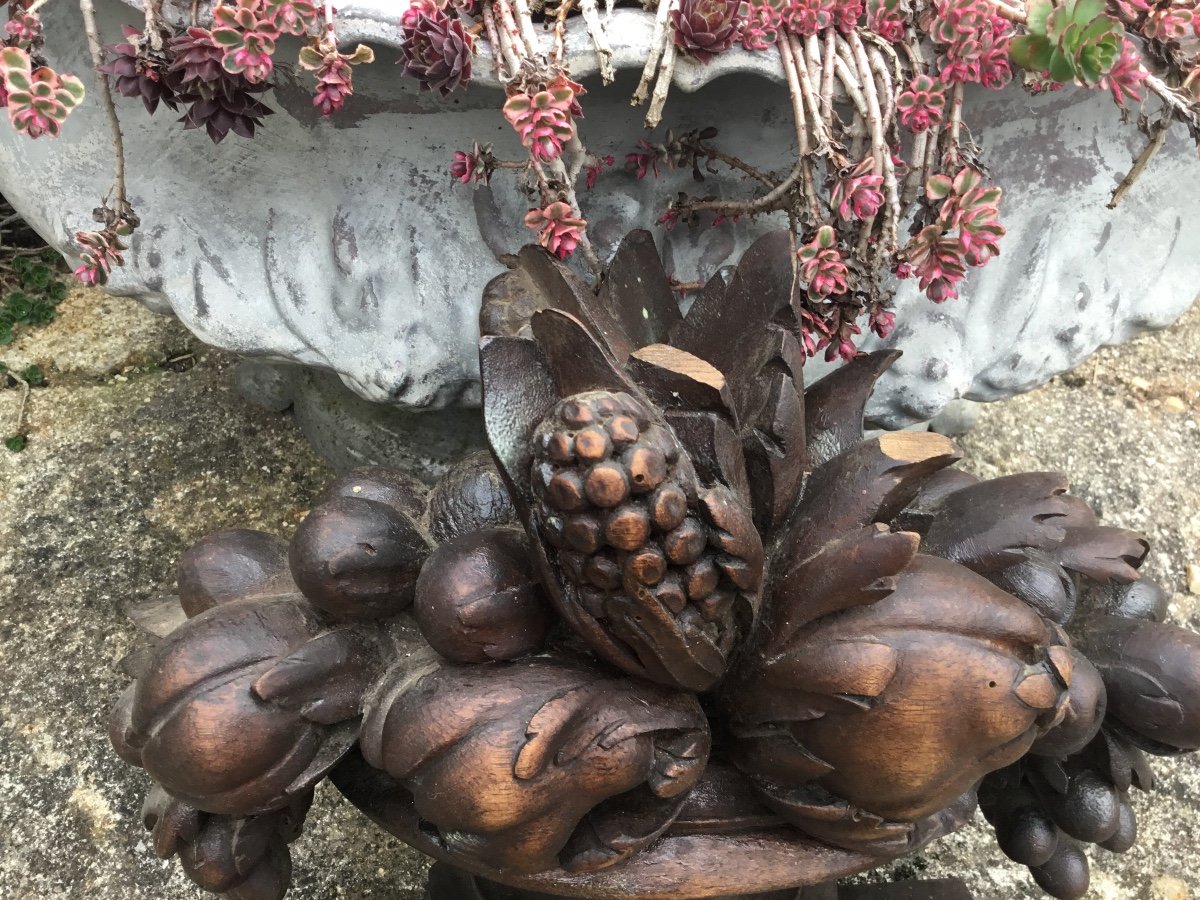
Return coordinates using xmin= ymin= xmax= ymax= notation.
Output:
xmin=785 ymin=0 xmax=835 ymax=35
xmin=398 ymin=4 xmax=474 ymax=95
xmin=449 ymin=141 xmax=494 ymax=185
xmin=503 ymin=76 xmax=581 ymax=162
xmin=524 ymin=201 xmax=586 ymax=259
xmin=671 ymin=0 xmax=745 ymax=63
xmin=797 ymin=225 xmax=851 ymax=299
xmin=1102 ymin=38 xmax=1147 ymax=106
xmin=831 ymin=158 xmax=885 ymax=221
xmin=99 ymin=26 xmax=180 ymax=114
xmin=212 ymin=0 xmax=281 ymax=85
xmin=741 ymin=1 xmax=782 ymax=49
xmin=896 ymin=73 xmax=946 ymax=131
xmin=261 ymin=0 xmax=321 ymax=35
xmin=0 ymin=46 xmax=85 ymax=138
xmin=299 ymin=40 xmax=374 ymax=117
xmin=905 ymin=225 xmax=966 ymax=302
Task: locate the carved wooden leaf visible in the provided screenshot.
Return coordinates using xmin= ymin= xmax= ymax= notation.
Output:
xmin=773 ymin=431 xmax=961 ymax=568
xmin=359 ymin=658 xmax=709 ymax=874
xmin=480 ymin=335 xmax=559 ymax=512
xmin=626 ymin=343 xmax=737 ymax=421
xmin=804 ymin=350 xmax=902 ymax=468
xmin=765 ymin=525 xmax=920 ymax=652
xmin=1056 ymin=526 xmax=1148 ymax=584
xmin=595 ymin=229 xmax=683 ymax=361
xmin=922 ymin=473 xmax=1074 ymax=573
xmin=530 ymin=308 xmax=640 ymax=397
xmin=664 ymin=409 xmax=751 ymax=504
xmin=731 ymin=555 xmax=1066 ymax=827
xmin=479 ymin=244 xmax=590 ymax=338
xmin=251 ymin=628 xmax=381 ymax=725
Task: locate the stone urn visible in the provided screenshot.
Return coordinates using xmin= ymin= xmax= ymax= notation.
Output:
xmin=1 ymin=0 xmax=1197 ymax=466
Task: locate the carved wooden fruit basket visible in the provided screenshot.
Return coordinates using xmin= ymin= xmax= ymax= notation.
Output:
xmin=109 ymin=231 xmax=1200 ymax=900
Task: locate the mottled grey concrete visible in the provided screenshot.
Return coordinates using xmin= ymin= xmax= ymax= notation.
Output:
xmin=0 ymin=290 xmax=1197 ymax=899
xmin=2 ymin=0 xmax=1198 ymax=425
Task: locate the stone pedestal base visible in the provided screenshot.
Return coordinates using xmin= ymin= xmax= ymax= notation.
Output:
xmin=427 ymin=863 xmax=973 ymax=900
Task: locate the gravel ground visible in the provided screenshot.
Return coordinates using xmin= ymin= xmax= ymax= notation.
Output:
xmin=0 ymin=288 xmax=1196 ymax=900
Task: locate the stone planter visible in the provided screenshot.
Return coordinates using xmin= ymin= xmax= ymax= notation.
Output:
xmin=1 ymin=0 xmax=1197 ymax=439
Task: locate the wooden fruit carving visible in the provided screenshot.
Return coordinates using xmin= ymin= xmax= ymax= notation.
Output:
xmin=110 ymin=230 xmax=1200 ymax=900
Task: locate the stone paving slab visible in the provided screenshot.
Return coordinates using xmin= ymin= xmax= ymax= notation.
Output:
xmin=0 ymin=290 xmax=1196 ymax=899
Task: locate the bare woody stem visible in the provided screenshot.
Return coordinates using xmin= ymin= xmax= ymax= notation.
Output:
xmin=1108 ymin=118 xmax=1169 ymax=208
xmin=79 ymin=0 xmax=131 ymax=218
xmin=633 ymin=0 xmax=675 ymax=107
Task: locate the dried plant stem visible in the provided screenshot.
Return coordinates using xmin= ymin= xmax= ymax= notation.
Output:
xmin=820 ymin=28 xmax=836 ymax=121
xmin=143 ymin=0 xmax=166 ymax=50
xmin=804 ymin=32 xmax=822 ymax=80
xmin=904 ymin=127 xmax=930 ymax=204
xmin=79 ymin=0 xmax=131 ymax=218
xmin=779 ymin=35 xmax=821 ymax=221
xmin=982 ymin=0 xmax=1027 ymax=24
xmin=1109 ymin=120 xmax=1169 ymax=208
xmin=495 ymin=0 xmax=531 ymax=67
xmin=27 ymin=0 xmax=55 ymax=15
xmin=789 ymin=36 xmax=830 ymax=155
xmin=578 ymin=0 xmax=615 ymax=83
xmin=633 ymin=0 xmax=675 ymax=107
xmin=868 ymin=47 xmax=895 ymax=131
xmin=551 ymin=0 xmax=575 ymax=63
xmin=7 ymin=373 xmax=31 ymax=444
xmin=944 ymin=81 xmax=964 ymax=166
xmin=687 ymin=164 xmax=805 ymax=215
xmin=485 ymin=1 xmax=520 ymax=81
xmin=880 ymin=147 xmax=902 ymax=252
xmin=833 ymin=56 xmax=867 ymax=114
xmin=510 ymin=0 xmax=543 ymax=57
xmin=847 ymin=32 xmax=885 ymax=173
xmin=1144 ymin=72 xmax=1200 ymax=129
xmin=703 ymin=148 xmax=777 ymax=188
xmin=646 ymin=20 xmax=679 ymax=129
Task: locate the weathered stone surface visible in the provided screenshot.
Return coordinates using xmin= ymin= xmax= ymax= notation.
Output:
xmin=0 ymin=0 xmax=1197 ymax=427
xmin=0 ymin=290 xmax=1197 ymax=898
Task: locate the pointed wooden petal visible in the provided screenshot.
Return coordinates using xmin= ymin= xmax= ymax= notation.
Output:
xmin=560 ymin=787 xmax=685 ymax=874
xmin=764 ymin=640 xmax=899 ymax=700
xmin=669 ymin=232 xmax=796 ymax=412
xmin=595 ymin=229 xmax=682 ymax=361
xmin=530 ymin=308 xmax=640 ymax=397
xmin=627 ymin=343 xmax=737 ymax=421
xmin=252 ymin=629 xmax=377 ymax=725
xmin=480 ymin=335 xmax=559 ymax=511
xmin=664 ymin=410 xmax=751 ymax=503
xmin=776 ymin=432 xmax=962 ymax=565
xmin=805 ymin=351 xmax=903 ymax=467
xmin=923 ymin=472 xmax=1073 ymax=573
xmin=1057 ymin=526 xmax=1148 ymax=583
xmin=767 ymin=525 xmax=920 ymax=649
xmin=480 ymin=245 xmax=591 ymax=338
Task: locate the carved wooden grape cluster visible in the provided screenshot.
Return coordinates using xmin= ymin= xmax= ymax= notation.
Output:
xmin=109 ymin=230 xmax=1200 ymax=900
xmin=530 ymin=390 xmax=761 ymax=691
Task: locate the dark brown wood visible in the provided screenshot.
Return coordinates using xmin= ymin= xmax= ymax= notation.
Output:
xmin=413 ymin=527 xmax=550 ymax=663
xmin=288 ymin=495 xmax=430 ymax=620
xmin=111 ymin=228 xmax=1200 ymax=900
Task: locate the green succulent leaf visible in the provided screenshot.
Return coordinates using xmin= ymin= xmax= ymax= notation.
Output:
xmin=1027 ymin=0 xmax=1055 ymax=35
xmin=5 ymin=434 xmax=27 ymax=453
xmin=1010 ymin=35 xmax=1054 ymax=73
xmin=1049 ymin=47 xmax=1078 ymax=83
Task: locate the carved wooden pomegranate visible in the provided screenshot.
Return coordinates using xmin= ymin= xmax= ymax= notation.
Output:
xmin=110 ymin=230 xmax=1200 ymax=900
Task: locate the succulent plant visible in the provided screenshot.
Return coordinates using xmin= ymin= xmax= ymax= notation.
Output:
xmin=0 ymin=46 xmax=84 ymax=138
xmin=298 ymin=40 xmax=374 ymax=117
xmin=398 ymin=4 xmax=474 ymax=96
xmin=670 ymin=0 xmax=745 ymax=63
xmin=502 ymin=76 xmax=581 ymax=163
xmin=212 ymin=0 xmax=282 ymax=84
xmin=99 ymin=25 xmax=179 ymax=114
xmin=896 ymin=73 xmax=947 ymax=131
xmin=1009 ymin=0 xmax=1126 ymax=86
xmin=524 ymin=201 xmax=588 ymax=259
xmin=169 ymin=27 xmax=274 ymax=143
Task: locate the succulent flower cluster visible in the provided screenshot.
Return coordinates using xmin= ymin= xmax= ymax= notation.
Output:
xmin=398 ymin=0 xmax=474 ymax=95
xmin=902 ymin=165 xmax=1005 ymax=302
